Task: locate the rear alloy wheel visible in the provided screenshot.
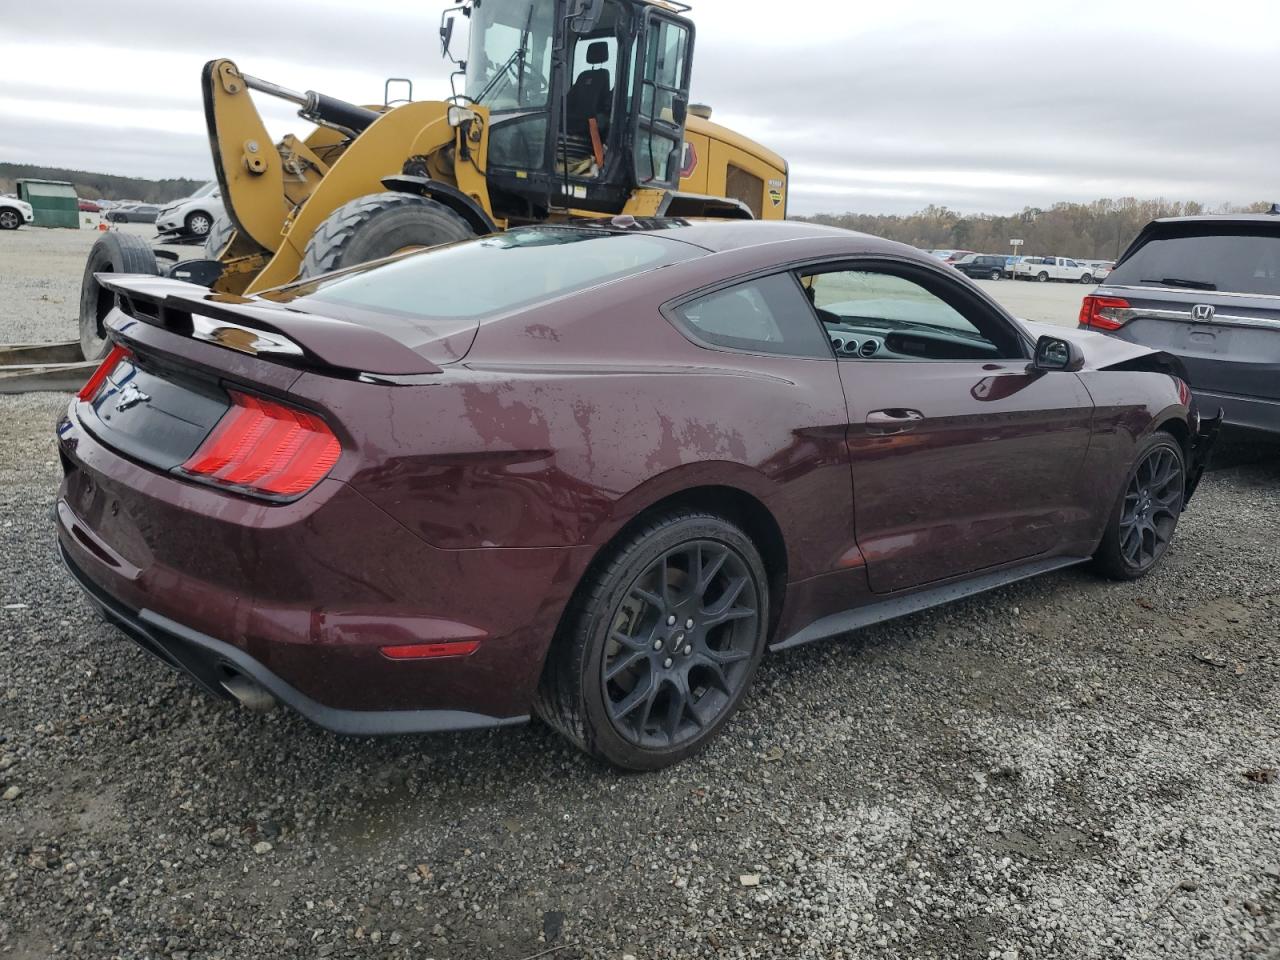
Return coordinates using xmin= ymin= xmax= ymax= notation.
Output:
xmin=1093 ymin=432 xmax=1186 ymax=580
xmin=535 ymin=512 xmax=769 ymax=770
xmin=185 ymin=210 xmax=213 ymax=238
xmin=78 ymin=231 xmax=161 ymax=360
xmin=1081 ymin=273 xmax=1094 ymax=284
xmin=300 ymin=193 xmax=475 ymax=279
xmin=1037 ymin=271 xmax=1050 ymax=282
xmin=0 ymin=209 xmax=19 ymax=230
xmin=989 ymin=269 xmax=1001 ymax=281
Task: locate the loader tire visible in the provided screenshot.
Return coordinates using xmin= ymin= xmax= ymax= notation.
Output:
xmin=203 ymin=216 xmax=235 ymax=260
xmin=300 ymin=193 xmax=475 ymax=279
xmin=79 ymin=232 xmax=160 ymax=361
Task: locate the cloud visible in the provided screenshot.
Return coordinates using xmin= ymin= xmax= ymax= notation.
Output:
xmin=3 ymin=0 xmax=1278 ymax=214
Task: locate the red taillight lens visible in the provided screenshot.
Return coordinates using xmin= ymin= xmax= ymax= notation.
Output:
xmin=181 ymin=390 xmax=340 ymax=498
xmin=77 ymin=344 xmax=131 ymax=402
xmin=1175 ymin=377 xmax=1191 ymax=407
xmin=1078 ymin=295 xmax=1131 ymax=331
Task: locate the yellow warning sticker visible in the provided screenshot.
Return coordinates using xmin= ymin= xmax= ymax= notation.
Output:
xmin=769 ymin=188 xmax=784 ymax=207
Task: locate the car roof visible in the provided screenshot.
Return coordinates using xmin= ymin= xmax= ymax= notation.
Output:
xmin=1149 ymin=213 xmax=1280 ymax=227
xmin=561 ymin=217 xmax=923 ymax=259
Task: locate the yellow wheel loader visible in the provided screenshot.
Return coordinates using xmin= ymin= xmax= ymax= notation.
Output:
xmin=78 ymin=0 xmax=789 ymax=359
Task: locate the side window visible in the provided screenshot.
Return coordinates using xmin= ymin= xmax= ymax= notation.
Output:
xmin=799 ymin=268 xmax=1023 ymax=361
xmin=672 ymin=273 xmax=830 ymax=358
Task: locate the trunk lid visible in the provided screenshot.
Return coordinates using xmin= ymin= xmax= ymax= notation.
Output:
xmin=1088 ymin=285 xmax=1280 ymax=400
xmin=99 ymin=275 xmax=453 ymax=375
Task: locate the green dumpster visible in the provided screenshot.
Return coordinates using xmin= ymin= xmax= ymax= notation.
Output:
xmin=16 ymin=179 xmax=80 ymax=229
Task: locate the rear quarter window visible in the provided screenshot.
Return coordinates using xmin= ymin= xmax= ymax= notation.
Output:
xmin=671 ymin=273 xmax=832 ymax=358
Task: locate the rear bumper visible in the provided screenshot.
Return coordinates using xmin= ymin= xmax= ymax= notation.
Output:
xmin=55 ymin=399 xmax=589 ymax=732
xmin=59 ymin=542 xmax=525 ymax=735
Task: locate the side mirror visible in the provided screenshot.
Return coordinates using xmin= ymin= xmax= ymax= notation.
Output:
xmin=440 ymin=11 xmax=457 ymax=59
xmin=568 ymin=0 xmax=605 ymax=32
xmin=1032 ymin=334 xmax=1085 ymax=372
xmin=671 ymin=95 xmax=688 ymax=126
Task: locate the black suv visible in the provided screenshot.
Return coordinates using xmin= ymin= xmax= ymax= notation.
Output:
xmin=1079 ymin=211 xmax=1280 ymax=434
xmin=954 ymin=254 xmax=1011 ymax=280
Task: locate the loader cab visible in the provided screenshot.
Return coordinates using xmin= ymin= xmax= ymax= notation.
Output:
xmin=450 ymin=0 xmax=694 ymax=220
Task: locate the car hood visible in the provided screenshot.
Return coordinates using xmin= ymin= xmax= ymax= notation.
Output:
xmin=1017 ymin=319 xmax=1172 ymax=372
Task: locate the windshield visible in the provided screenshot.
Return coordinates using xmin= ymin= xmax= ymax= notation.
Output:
xmin=191 ymin=182 xmax=218 ymax=199
xmin=1108 ymin=230 xmax=1280 ymax=296
xmin=263 ymin=227 xmax=699 ymax=353
xmin=465 ymin=0 xmax=556 ymax=110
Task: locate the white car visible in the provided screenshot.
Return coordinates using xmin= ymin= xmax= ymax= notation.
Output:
xmin=1012 ymin=256 xmax=1097 ymax=283
xmin=0 ymin=196 xmax=34 ymax=230
xmin=155 ymin=181 xmax=225 ymax=240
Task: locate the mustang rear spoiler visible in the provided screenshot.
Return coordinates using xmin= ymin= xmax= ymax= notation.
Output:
xmin=97 ymin=274 xmax=442 ymax=377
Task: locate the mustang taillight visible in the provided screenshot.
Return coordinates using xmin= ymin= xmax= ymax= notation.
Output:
xmin=1079 ymin=295 xmax=1131 ymax=331
xmin=181 ymin=391 xmax=341 ymax=498
xmin=77 ymin=344 xmax=131 ymax=402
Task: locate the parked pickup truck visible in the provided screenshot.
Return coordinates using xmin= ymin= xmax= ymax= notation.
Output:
xmin=1013 ymin=256 xmax=1098 ymax=283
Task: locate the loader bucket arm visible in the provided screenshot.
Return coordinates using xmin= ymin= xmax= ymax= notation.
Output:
xmin=202 ymin=59 xmax=290 ymax=253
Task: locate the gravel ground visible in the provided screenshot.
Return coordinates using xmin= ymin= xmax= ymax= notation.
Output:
xmin=0 ymin=224 xmax=191 ymax=345
xmin=1 ymin=390 xmax=1278 ymax=959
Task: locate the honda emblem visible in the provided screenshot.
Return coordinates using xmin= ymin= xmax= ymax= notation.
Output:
xmin=1191 ymin=304 xmax=1215 ymax=322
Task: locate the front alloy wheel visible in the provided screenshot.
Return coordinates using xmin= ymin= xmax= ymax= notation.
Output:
xmin=1117 ymin=446 xmax=1183 ymax=569
xmin=1093 ymin=432 xmax=1186 ymax=580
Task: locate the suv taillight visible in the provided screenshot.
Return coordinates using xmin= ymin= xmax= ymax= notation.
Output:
xmin=1079 ymin=295 xmax=1131 ymax=331
xmin=180 ymin=391 xmax=340 ymax=498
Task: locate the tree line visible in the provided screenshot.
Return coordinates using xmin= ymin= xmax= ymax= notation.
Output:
xmin=799 ymin=198 xmax=1277 ymax=261
xmin=0 ymin=163 xmax=205 ymax=205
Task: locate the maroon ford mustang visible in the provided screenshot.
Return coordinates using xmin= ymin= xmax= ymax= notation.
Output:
xmin=56 ymin=219 xmax=1219 ymax=769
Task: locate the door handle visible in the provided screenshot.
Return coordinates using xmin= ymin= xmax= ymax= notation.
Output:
xmin=865 ymin=409 xmax=925 ymax=433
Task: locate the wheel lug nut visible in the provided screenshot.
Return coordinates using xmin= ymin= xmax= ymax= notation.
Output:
xmin=653 ymin=639 xmax=663 ymax=651
xmin=663 ymin=657 xmax=673 ymax=669
xmin=683 ymin=645 xmax=692 ymax=656
xmin=667 ymin=615 xmax=676 ymax=626
xmin=685 ymin=619 xmax=694 ymax=629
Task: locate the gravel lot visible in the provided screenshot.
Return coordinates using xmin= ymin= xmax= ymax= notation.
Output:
xmin=1 ymin=227 xmax=1278 ymax=959
xmin=0 ymin=223 xmax=190 ymax=345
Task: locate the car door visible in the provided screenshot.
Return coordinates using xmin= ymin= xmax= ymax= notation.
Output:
xmin=799 ymin=260 xmax=1095 ymax=594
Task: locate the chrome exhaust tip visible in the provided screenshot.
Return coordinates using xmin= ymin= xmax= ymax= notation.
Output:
xmin=221 ymin=674 xmax=278 ymax=713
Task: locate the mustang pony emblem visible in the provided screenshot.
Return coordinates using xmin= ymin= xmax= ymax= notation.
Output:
xmin=114 ymin=383 xmax=151 ymax=413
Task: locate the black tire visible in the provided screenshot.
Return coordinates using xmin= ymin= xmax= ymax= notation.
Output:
xmin=534 ymin=511 xmax=770 ymax=771
xmin=78 ymin=232 xmax=160 ymax=360
xmin=1092 ymin=431 xmax=1186 ymax=581
xmin=203 ymin=216 xmax=235 ymax=259
xmin=0 ymin=207 xmax=20 ymax=230
xmin=299 ymin=193 xmax=475 ymax=279
xmin=989 ymin=269 xmax=1001 ymax=281
xmin=185 ymin=209 xmax=213 ymax=238
xmin=1080 ymin=273 xmax=1094 ymax=284
xmin=1037 ymin=271 xmax=1050 ymax=282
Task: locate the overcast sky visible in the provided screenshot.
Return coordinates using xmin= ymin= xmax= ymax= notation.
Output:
xmin=3 ymin=0 xmax=1278 ymax=215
